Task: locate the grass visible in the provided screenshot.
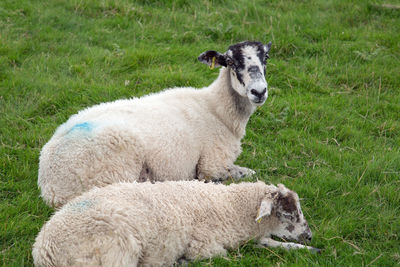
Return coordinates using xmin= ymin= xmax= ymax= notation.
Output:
xmin=1 ymin=0 xmax=399 ymax=265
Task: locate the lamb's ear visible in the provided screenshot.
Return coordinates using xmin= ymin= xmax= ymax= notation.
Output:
xmin=277 ymin=183 xmax=289 ymax=195
xmin=255 ymin=197 xmax=274 ymax=222
xmin=198 ymin=50 xmax=227 ymax=68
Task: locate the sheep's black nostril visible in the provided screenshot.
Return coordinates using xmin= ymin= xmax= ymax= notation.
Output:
xmin=250 ymin=88 xmax=266 ymax=97
xmin=261 ymin=88 xmax=267 ymax=95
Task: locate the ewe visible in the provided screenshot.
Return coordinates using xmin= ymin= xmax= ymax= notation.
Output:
xmin=33 ymin=181 xmax=317 ymax=266
xmin=38 ymin=41 xmax=272 ymax=207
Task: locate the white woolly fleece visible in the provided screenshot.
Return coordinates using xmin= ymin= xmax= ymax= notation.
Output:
xmin=38 ymin=67 xmax=257 ymax=207
xmin=33 ymin=181 xmax=311 ymax=267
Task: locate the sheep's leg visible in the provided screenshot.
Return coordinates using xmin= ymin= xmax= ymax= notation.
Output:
xmin=226 ymin=165 xmax=256 ymax=180
xmin=198 ymin=165 xmax=255 ymax=182
xmin=196 ymin=146 xmax=255 ymax=181
xmin=209 ymin=165 xmax=256 ymax=182
xmin=258 ymin=237 xmax=321 ymax=253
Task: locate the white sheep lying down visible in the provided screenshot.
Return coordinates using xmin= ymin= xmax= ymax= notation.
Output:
xmin=33 ymin=181 xmax=318 ymax=267
xmin=38 ymin=41 xmax=272 ymax=207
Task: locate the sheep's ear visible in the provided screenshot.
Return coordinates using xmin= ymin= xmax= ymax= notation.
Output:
xmin=277 ymin=183 xmax=289 ymax=195
xmin=264 ymin=42 xmax=272 ymax=54
xmin=264 ymin=41 xmax=272 ymax=59
xmin=255 ymin=198 xmax=274 ymax=222
xmin=198 ymin=50 xmax=227 ymax=68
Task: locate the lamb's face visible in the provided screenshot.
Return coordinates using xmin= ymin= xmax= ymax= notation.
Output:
xmin=256 ymin=184 xmax=312 ymax=245
xmin=198 ymin=41 xmax=271 ymax=106
xmin=225 ymin=41 xmax=271 ymax=106
xmin=270 ymin=185 xmax=312 ymax=244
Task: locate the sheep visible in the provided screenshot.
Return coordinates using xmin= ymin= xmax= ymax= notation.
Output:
xmin=38 ymin=41 xmax=273 ymax=207
xmin=32 ymin=181 xmax=318 ymax=267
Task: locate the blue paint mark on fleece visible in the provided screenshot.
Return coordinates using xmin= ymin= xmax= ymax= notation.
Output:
xmin=69 ymin=199 xmax=94 ymax=212
xmin=68 ymin=122 xmax=94 ymax=134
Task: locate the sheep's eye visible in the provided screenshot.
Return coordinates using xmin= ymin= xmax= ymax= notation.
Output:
xmin=225 ymin=57 xmax=235 ymax=67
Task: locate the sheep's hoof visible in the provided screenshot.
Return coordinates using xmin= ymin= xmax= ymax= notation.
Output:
xmin=211 ymin=177 xmax=224 ymax=183
xmin=175 ymin=257 xmax=189 ymax=266
xmin=246 ymin=168 xmax=256 ymax=176
xmin=230 ymin=166 xmax=256 ymax=179
xmin=310 ymin=247 xmax=322 ymax=254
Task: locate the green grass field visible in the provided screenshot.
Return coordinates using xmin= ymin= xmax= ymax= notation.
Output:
xmin=1 ymin=0 xmax=399 ymax=265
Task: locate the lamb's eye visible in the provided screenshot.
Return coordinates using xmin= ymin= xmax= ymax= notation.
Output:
xmin=283 ymin=214 xmax=294 ymax=221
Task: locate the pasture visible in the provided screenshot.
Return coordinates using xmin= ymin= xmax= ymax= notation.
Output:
xmin=1 ymin=0 xmax=399 ymax=265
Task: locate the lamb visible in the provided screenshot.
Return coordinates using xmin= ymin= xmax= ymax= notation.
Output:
xmin=38 ymin=41 xmax=273 ymax=207
xmin=32 ymin=181 xmax=318 ymax=267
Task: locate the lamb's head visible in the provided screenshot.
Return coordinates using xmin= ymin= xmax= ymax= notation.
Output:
xmin=198 ymin=41 xmax=272 ymax=106
xmin=256 ymin=184 xmax=312 ymax=244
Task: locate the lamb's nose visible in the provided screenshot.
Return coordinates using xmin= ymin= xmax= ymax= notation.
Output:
xmin=299 ymin=232 xmax=312 ymax=242
xmin=250 ymin=88 xmax=266 ymax=98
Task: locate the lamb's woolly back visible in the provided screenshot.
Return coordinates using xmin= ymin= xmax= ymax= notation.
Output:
xmin=33 ymin=181 xmax=313 ymax=266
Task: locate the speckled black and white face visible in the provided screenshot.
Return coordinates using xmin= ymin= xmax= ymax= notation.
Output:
xmin=198 ymin=41 xmax=271 ymax=106
xmin=225 ymin=41 xmax=271 ymax=106
xmin=256 ymin=184 xmax=312 ymax=244
xmin=271 ymin=184 xmax=312 ymax=244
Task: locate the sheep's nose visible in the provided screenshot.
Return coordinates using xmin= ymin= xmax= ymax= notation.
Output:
xmin=250 ymin=88 xmax=267 ymax=98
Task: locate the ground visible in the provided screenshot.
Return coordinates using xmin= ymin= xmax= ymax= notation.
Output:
xmin=0 ymin=0 xmax=399 ymax=266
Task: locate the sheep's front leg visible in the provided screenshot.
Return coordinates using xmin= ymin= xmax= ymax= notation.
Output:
xmin=197 ymin=165 xmax=255 ymax=182
xmin=196 ymin=143 xmax=255 ymax=181
xmin=212 ymin=165 xmax=256 ymax=182
xmin=259 ymin=238 xmax=321 ymax=253
xmin=226 ymin=165 xmax=255 ymax=180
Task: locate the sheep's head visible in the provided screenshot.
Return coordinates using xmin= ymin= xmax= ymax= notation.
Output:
xmin=198 ymin=41 xmax=271 ymax=106
xmin=256 ymin=184 xmax=312 ymax=244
